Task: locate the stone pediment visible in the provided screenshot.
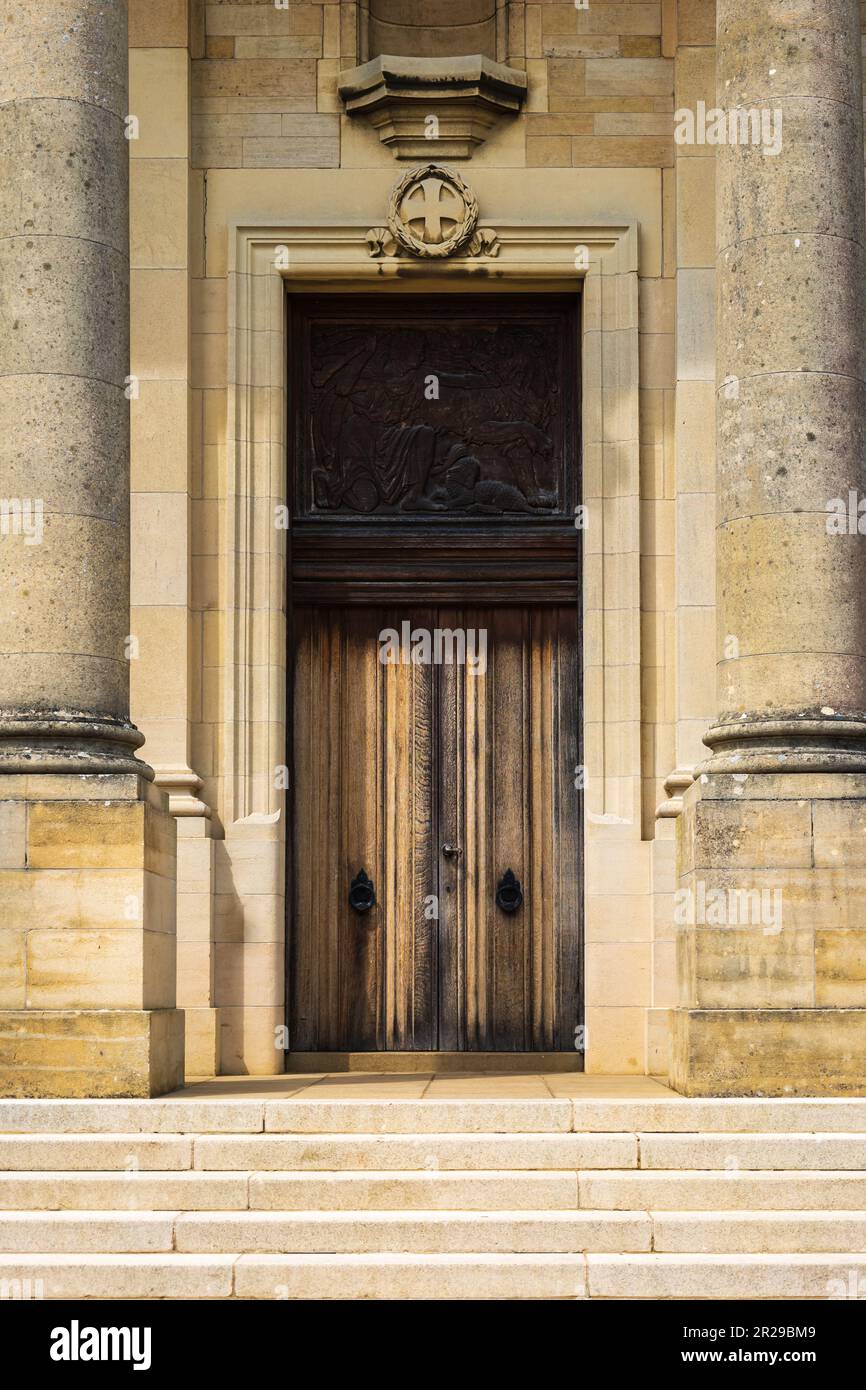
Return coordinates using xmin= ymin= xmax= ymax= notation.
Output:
xmin=338 ymin=53 xmax=527 ymax=160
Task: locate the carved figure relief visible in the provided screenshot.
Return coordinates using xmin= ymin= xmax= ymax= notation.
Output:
xmin=293 ymin=300 xmax=576 ymax=519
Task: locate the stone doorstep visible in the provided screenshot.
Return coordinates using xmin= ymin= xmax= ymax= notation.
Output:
xmin=6 ymin=1096 xmax=866 ymax=1134
xmin=1 ymin=1253 xmax=865 ymax=1300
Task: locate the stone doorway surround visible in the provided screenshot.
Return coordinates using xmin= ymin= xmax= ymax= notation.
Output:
xmin=219 ymin=206 xmax=647 ymax=1077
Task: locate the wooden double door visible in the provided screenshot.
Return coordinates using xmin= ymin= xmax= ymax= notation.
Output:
xmin=290 ymin=604 xmax=581 ymax=1052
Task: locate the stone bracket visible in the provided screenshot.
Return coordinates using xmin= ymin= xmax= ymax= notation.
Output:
xmin=338 ymin=53 xmax=527 ymax=160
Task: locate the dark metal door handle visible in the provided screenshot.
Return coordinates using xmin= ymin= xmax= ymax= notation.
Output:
xmin=348 ymin=868 xmax=375 ymax=914
xmin=496 ymin=868 xmax=523 ymax=913
xmin=441 ymin=844 xmax=462 ymax=858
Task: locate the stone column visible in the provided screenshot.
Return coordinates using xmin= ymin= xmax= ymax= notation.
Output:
xmin=672 ymin=0 xmax=866 ymax=1093
xmin=0 ymin=0 xmax=183 ymax=1096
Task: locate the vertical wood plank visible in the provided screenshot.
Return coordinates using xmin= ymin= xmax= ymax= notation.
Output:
xmin=340 ymin=608 xmax=382 ymax=1048
xmin=383 ymin=608 xmax=436 ymax=1049
xmin=292 ymin=600 xmax=582 ymax=1054
xmin=437 ymin=609 xmax=461 ymax=1050
xmin=556 ymin=604 xmax=583 ymax=1050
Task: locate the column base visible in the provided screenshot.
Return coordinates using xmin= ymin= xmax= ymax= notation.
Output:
xmin=0 ymin=1008 xmax=184 ymax=1097
xmin=0 ymin=771 xmax=182 ymax=1095
xmin=0 ymin=714 xmax=152 ymax=777
xmin=673 ymin=769 xmax=866 ymax=1095
xmin=672 ymin=1008 xmax=866 ymax=1096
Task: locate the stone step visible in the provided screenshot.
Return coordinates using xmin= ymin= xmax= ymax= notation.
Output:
xmin=638 ymin=1133 xmax=866 ymax=1170
xmin=0 ymin=1101 xmax=266 ymax=1136
xmin=652 ymin=1210 xmax=866 ymax=1254
xmin=0 ymin=1212 xmax=178 ymax=1253
xmin=0 ymin=1252 xmax=588 ymax=1300
xmin=0 ymin=1099 xmax=576 ymax=1135
xmin=585 ymin=1253 xmax=866 ymax=1301
xmin=3 ymin=1130 xmax=863 ymax=1171
xmin=192 ymin=1132 xmax=636 ymax=1171
xmin=0 ymin=1131 xmax=633 ymax=1172
xmin=233 ymin=1252 xmax=587 ymax=1299
xmin=5 ymin=1167 xmax=866 ymax=1212
xmin=0 ymin=1135 xmax=192 ymax=1171
xmin=0 ymin=1254 xmax=234 ymax=1300
xmin=0 ymin=1209 xmax=652 ymax=1255
xmin=7 ymin=1096 xmax=866 ymax=1135
xmin=247 ymin=1170 xmax=580 ymax=1211
xmin=572 ymin=1099 xmax=866 ymax=1133
xmin=174 ymin=1209 xmax=651 ymax=1254
xmin=580 ymin=1169 xmax=866 ymax=1210
xmin=0 ymin=1171 xmax=249 ymax=1211
xmin=236 ymin=1252 xmax=866 ymax=1301
xmin=1 ymin=1250 xmax=862 ymax=1300
xmin=3 ymin=1208 xmax=862 ymax=1256
xmin=0 ymin=1169 xmax=579 ymax=1212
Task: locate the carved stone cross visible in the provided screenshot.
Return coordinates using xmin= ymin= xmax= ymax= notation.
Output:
xmin=400 ymin=176 xmax=464 ymax=245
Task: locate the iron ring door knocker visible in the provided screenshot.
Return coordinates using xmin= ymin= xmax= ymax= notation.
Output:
xmin=496 ymin=868 xmax=523 ymax=914
xmin=349 ymin=869 xmax=376 ymax=914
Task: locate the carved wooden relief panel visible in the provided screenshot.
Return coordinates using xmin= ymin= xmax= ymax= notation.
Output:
xmin=289 ymin=296 xmax=579 ymax=522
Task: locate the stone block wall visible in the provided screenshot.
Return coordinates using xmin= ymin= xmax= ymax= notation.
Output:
xmin=122 ymin=0 xmax=866 ymax=1084
xmin=122 ymin=0 xmax=683 ymax=1077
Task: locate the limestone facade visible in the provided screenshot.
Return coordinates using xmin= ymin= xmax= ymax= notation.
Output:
xmin=1 ymin=0 xmax=865 ymax=1094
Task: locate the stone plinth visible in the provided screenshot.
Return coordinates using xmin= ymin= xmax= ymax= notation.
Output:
xmin=0 ymin=774 xmax=184 ymax=1097
xmin=672 ymin=772 xmax=866 ymax=1094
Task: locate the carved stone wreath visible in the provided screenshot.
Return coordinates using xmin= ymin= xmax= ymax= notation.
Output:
xmin=387 ymin=163 xmax=479 ymax=259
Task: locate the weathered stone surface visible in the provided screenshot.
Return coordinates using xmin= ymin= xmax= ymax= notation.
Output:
xmin=653 ymin=1211 xmax=866 ymax=1254
xmin=674 ymin=0 xmax=866 ymax=1094
xmin=175 ymin=1210 xmax=652 ymax=1255
xmin=249 ymin=1171 xmax=579 ymax=1211
xmin=709 ymin=0 xmax=866 ymax=759
xmin=0 ymin=98 xmax=128 ymax=250
xmin=233 ymin=1253 xmax=586 ymax=1300
xmin=0 ymin=1211 xmax=176 ymax=1254
xmin=0 ymin=1170 xmax=246 ymax=1210
xmin=587 ymin=1252 xmax=866 ymax=1300
xmin=671 ymin=1006 xmax=866 ymax=1096
xmin=0 ymin=0 xmax=129 ymax=115
xmin=717 ymin=99 xmax=864 ymax=248
xmin=0 ymin=1008 xmax=184 ymax=1099
xmin=0 ymin=1252 xmax=234 ymax=1299
xmin=194 ymin=1133 xmax=637 ymax=1171
xmin=579 ymin=1168 xmax=866 ymax=1209
xmin=717 ymin=373 xmax=866 ymax=525
xmin=264 ymin=1099 xmax=573 ymax=1133
xmin=0 ymin=376 xmax=128 ymax=527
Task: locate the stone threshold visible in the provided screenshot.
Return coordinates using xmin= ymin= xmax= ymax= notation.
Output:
xmin=286 ymin=1052 xmax=586 ymax=1074
xmin=175 ymin=1072 xmax=676 ymax=1100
